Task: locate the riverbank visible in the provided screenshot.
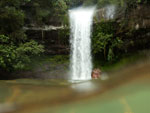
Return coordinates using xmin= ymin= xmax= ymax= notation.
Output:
xmin=1 ymin=49 xmax=149 ymax=80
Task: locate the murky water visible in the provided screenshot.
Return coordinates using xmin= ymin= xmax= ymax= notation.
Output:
xmin=0 ymin=60 xmax=150 ymax=113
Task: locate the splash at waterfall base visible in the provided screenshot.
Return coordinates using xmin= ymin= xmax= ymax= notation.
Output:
xmin=69 ymin=7 xmax=95 ymax=80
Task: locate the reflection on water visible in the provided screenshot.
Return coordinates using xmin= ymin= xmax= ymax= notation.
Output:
xmin=0 ymin=103 xmax=16 ymax=113
xmin=70 ymin=80 xmax=100 ymax=93
xmin=100 ymin=72 xmax=109 ymax=80
xmin=0 ymin=59 xmax=150 ymax=113
xmin=69 ymin=72 xmax=109 ymax=93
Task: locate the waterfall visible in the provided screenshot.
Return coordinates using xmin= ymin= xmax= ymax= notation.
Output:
xmin=105 ymin=5 xmax=116 ymax=20
xmin=69 ymin=7 xmax=95 ymax=80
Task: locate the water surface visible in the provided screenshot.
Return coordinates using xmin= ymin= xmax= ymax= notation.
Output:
xmin=0 ymin=60 xmax=150 ymax=113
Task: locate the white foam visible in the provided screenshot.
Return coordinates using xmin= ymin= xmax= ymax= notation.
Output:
xmin=69 ymin=7 xmax=95 ymax=80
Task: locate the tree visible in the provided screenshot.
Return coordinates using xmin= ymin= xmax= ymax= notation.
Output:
xmin=0 ymin=0 xmax=44 ymax=71
xmin=0 ymin=35 xmax=44 ymax=71
xmin=92 ymin=21 xmax=123 ymax=61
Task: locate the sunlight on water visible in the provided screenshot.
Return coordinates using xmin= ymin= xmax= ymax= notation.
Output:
xmin=69 ymin=7 xmax=95 ymax=80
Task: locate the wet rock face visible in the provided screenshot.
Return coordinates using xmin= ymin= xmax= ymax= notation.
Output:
xmin=91 ymin=69 xmax=101 ymax=79
xmin=95 ymin=5 xmax=117 ymax=22
xmin=95 ymin=3 xmax=150 ymax=29
xmin=25 ymin=28 xmax=70 ymax=55
xmin=127 ymin=4 xmax=150 ymax=29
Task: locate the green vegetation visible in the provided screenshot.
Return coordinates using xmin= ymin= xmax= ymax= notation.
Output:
xmin=92 ymin=21 xmax=123 ymax=63
xmin=48 ymin=55 xmax=69 ymax=64
xmin=23 ymin=55 xmax=69 ymax=71
xmin=23 ymin=0 xmax=70 ymax=25
xmin=91 ymin=0 xmax=149 ymax=68
xmin=0 ymin=0 xmax=44 ymax=71
xmin=100 ymin=50 xmax=148 ymax=71
xmin=0 ymin=35 xmax=44 ymax=71
xmin=69 ymin=0 xmax=148 ymax=8
xmin=0 ymin=0 xmax=149 ymax=76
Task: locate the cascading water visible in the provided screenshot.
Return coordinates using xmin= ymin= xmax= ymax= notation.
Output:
xmin=69 ymin=7 xmax=95 ymax=80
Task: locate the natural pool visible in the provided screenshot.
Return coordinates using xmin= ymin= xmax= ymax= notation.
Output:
xmin=0 ymin=60 xmax=150 ymax=113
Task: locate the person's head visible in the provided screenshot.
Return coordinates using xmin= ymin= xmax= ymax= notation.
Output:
xmin=91 ymin=68 xmax=101 ymax=79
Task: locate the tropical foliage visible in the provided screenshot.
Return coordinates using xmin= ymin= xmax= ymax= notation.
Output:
xmin=0 ymin=35 xmax=44 ymax=71
xmin=92 ymin=21 xmax=123 ymax=61
xmin=0 ymin=0 xmax=149 ymax=72
xmin=0 ymin=0 xmax=44 ymax=71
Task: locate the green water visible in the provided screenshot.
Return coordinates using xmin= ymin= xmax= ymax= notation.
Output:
xmin=0 ymin=61 xmax=150 ymax=113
